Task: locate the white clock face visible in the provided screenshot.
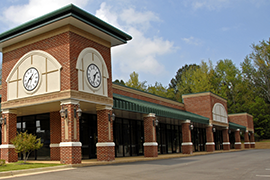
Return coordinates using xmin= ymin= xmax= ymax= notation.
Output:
xmin=23 ymin=67 xmax=39 ymax=91
xmin=86 ymin=64 xmax=101 ymax=88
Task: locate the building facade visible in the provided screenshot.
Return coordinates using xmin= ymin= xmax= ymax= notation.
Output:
xmin=0 ymin=4 xmax=255 ymax=164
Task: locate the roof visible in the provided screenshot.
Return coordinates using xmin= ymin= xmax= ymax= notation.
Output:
xmin=0 ymin=4 xmax=132 ymax=50
xmin=113 ymin=93 xmax=209 ymax=124
xmin=229 ymin=122 xmax=246 ymax=131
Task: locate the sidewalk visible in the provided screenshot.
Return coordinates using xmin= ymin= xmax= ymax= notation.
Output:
xmin=0 ymin=149 xmax=246 ymax=178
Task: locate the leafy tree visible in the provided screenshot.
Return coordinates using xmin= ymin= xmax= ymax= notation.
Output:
xmin=113 ymin=79 xmax=125 ymax=86
xmin=245 ymin=38 xmax=270 ymax=102
xmin=11 ymin=131 xmax=43 ymax=163
xmin=125 ymin=71 xmax=147 ymax=91
xmin=147 ymin=82 xmax=175 ymax=99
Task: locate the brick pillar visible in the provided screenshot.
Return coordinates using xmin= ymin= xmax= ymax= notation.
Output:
xmin=0 ymin=110 xmax=18 ymax=163
xmin=206 ymin=125 xmax=215 ymax=152
xmin=143 ymin=113 xmax=158 ymax=157
xmin=50 ymin=111 xmax=61 ymax=161
xmin=250 ymin=132 xmax=255 ymax=148
xmin=244 ymin=130 xmax=250 ymax=148
xmin=234 ymin=129 xmax=241 ymax=149
xmin=222 ymin=128 xmax=230 ymax=150
xmin=181 ymin=120 xmax=193 ymax=154
xmin=96 ymin=106 xmax=115 ymax=161
xmin=59 ymin=101 xmax=81 ymax=164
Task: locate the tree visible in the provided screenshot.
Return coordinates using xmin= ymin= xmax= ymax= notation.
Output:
xmin=11 ymin=131 xmax=43 ymax=163
xmin=246 ymin=38 xmax=270 ymax=102
xmin=147 ymin=82 xmax=175 ymax=99
xmin=125 ymin=71 xmax=147 ymax=91
xmin=113 ymin=79 xmax=125 ymax=86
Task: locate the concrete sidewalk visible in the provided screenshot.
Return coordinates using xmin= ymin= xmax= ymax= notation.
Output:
xmin=0 ymin=149 xmax=246 ymax=178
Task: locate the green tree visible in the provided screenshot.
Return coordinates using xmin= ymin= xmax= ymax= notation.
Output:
xmin=113 ymin=79 xmax=125 ymax=86
xmin=147 ymin=82 xmax=175 ymax=99
xmin=11 ymin=131 xmax=43 ymax=163
xmin=125 ymin=71 xmax=147 ymax=91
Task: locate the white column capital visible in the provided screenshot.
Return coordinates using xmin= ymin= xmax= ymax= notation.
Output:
xmin=60 ymin=99 xmax=80 ymax=105
xmin=2 ymin=109 xmax=17 ymax=114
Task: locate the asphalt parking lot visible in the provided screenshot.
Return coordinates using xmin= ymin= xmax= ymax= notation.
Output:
xmin=1 ymin=149 xmax=270 ymax=180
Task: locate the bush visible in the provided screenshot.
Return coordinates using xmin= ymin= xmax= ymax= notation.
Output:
xmin=0 ymin=159 xmax=6 ymax=166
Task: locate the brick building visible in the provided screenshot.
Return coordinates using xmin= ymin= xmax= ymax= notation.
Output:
xmin=0 ymin=4 xmax=255 ymax=164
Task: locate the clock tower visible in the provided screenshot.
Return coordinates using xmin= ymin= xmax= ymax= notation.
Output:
xmin=0 ymin=4 xmax=131 ymax=164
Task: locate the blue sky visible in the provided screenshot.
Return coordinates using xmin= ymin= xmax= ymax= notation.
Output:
xmin=0 ymin=0 xmax=269 ymax=86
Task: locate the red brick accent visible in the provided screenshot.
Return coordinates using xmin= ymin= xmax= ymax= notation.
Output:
xmin=113 ymin=88 xmax=185 ymax=111
xmin=234 ymin=130 xmax=241 ymax=149
xmin=2 ymin=31 xmax=112 ymax=103
xmin=244 ymin=131 xmax=250 ymax=149
xmin=60 ymin=104 xmax=81 ymax=164
xmin=228 ymin=114 xmax=254 ymax=132
xmin=60 ymin=146 xmax=81 ymax=164
xmin=250 ymin=132 xmax=255 ymax=148
xmin=143 ymin=114 xmax=158 ymax=157
xmin=50 ymin=111 xmax=61 ymax=161
xmin=96 ymin=109 xmax=115 ymax=161
xmin=181 ymin=122 xmax=193 ymax=154
xmin=206 ymin=126 xmax=215 ymax=152
xmin=1 ymin=113 xmax=18 ymax=162
xmin=183 ymin=93 xmax=227 ymax=120
xmin=222 ymin=129 xmax=230 ymax=150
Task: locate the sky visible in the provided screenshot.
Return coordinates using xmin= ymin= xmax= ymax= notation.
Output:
xmin=0 ymin=0 xmax=269 ymax=87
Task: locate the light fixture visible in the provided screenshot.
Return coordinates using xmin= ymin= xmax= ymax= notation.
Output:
xmin=0 ymin=117 xmax=6 ymax=125
xmin=248 ymin=132 xmax=251 ymax=136
xmin=108 ymin=113 xmax=115 ymax=122
xmin=190 ymin=124 xmax=194 ymax=130
xmin=228 ymin=130 xmax=231 ymax=134
xmin=76 ymin=106 xmax=82 ymax=118
xmin=59 ymin=106 xmax=67 ymax=119
xmin=212 ymin=127 xmax=216 ymax=133
xmin=240 ymin=131 xmax=242 ymax=135
xmin=153 ymin=119 xmax=159 ymax=126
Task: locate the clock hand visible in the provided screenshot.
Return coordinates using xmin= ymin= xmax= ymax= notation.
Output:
xmin=26 ymin=74 xmax=33 ymax=87
xmin=93 ymin=72 xmax=98 ymax=82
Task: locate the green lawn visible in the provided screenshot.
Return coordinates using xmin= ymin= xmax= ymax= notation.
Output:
xmin=0 ymin=161 xmax=63 ymax=172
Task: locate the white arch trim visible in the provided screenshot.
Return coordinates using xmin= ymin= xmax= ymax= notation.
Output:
xmin=76 ymin=47 xmax=109 ymax=78
xmin=6 ymin=50 xmax=62 ymax=82
xmin=212 ymin=103 xmax=228 ymax=123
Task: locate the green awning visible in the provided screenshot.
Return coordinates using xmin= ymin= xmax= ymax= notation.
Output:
xmin=113 ymin=94 xmax=209 ymax=124
xmin=229 ymin=122 xmax=246 ymax=131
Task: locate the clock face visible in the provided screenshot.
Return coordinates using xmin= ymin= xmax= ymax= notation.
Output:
xmin=86 ymin=64 xmax=101 ymax=88
xmin=23 ymin=67 xmax=39 ymax=91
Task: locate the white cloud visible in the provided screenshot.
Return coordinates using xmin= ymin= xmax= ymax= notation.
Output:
xmin=1 ymin=0 xmax=89 ymax=27
xmin=95 ymin=2 xmax=174 ymax=82
xmin=184 ymin=0 xmax=231 ymax=11
xmin=182 ymin=36 xmax=201 ymax=46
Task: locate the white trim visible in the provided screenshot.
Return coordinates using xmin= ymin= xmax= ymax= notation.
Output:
xmin=50 ymin=143 xmax=60 ymax=148
xmin=96 ymin=105 xmax=112 ymax=111
xmin=235 ymin=142 xmax=242 ymax=145
xmin=223 ymin=142 xmax=230 ymax=145
xmin=2 ymin=109 xmax=17 ymax=114
xmin=206 ymin=142 xmax=215 ymax=145
xmin=146 ymin=113 xmax=155 ymax=118
xmin=250 ymin=142 xmax=255 ymax=144
xmin=244 ymin=142 xmax=250 ymax=145
xmin=246 ymin=130 xmax=249 ymax=132
xmin=0 ymin=144 xmax=15 ymax=148
xmin=143 ymin=142 xmax=158 ymax=146
xmin=59 ymin=142 xmax=82 ymax=147
xmin=183 ymin=120 xmax=191 ymax=124
xmin=236 ymin=129 xmax=240 ymax=131
xmin=60 ymin=99 xmax=80 ymax=105
xmin=181 ymin=142 xmax=193 ymax=146
xmin=96 ymin=142 xmax=115 ymax=147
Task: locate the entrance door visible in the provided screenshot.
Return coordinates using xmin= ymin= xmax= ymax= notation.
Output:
xmin=80 ymin=114 xmax=97 ymax=159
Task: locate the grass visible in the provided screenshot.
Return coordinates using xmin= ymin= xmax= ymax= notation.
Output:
xmin=0 ymin=161 xmax=63 ymax=172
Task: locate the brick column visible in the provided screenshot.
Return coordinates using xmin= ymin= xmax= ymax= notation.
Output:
xmin=59 ymin=100 xmax=81 ymax=164
xmin=206 ymin=125 xmax=215 ymax=152
xmin=0 ymin=110 xmax=18 ymax=163
xmin=250 ymin=132 xmax=255 ymax=148
xmin=222 ymin=128 xmax=230 ymax=150
xmin=234 ymin=129 xmax=241 ymax=149
xmin=143 ymin=113 xmax=158 ymax=157
xmin=96 ymin=106 xmax=115 ymax=161
xmin=181 ymin=120 xmax=193 ymax=154
xmin=244 ymin=130 xmax=250 ymax=149
xmin=50 ymin=111 xmax=61 ymax=161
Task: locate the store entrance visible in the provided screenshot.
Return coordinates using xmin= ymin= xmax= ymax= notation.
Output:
xmin=80 ymin=113 xmax=97 ymax=159
xmin=214 ymin=129 xmax=223 ymax=150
